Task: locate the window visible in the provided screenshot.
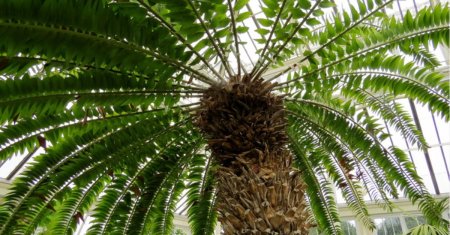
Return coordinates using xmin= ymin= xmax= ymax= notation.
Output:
xmin=404 ymin=215 xmax=426 ymax=230
xmin=374 ymin=217 xmax=403 ymax=235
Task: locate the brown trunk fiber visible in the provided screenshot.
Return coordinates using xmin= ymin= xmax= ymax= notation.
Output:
xmin=216 ymin=149 xmax=310 ymax=234
xmin=195 ymin=75 xmax=311 ymax=234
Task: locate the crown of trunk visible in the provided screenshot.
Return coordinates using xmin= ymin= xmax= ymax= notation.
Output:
xmin=195 ymin=75 xmax=287 ymax=173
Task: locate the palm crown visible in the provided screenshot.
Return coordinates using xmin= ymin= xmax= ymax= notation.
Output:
xmin=0 ymin=0 xmax=448 ymax=234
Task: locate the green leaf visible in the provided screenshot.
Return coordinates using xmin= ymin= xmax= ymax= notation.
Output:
xmin=291 ymin=8 xmax=306 ymax=18
xmin=235 ymin=0 xmax=250 ymax=11
xmin=298 ymin=28 xmax=311 ymax=37
xmin=299 ymin=0 xmax=312 ymax=9
xmin=357 ymin=0 xmax=367 ymax=15
xmin=236 ymin=11 xmax=252 ymax=22
xmin=187 ymin=32 xmax=204 ymax=43
xmin=261 ymin=0 xmax=278 ymax=9
xmin=261 ymin=6 xmax=277 ymax=17
xmin=306 ymin=18 xmax=321 ymax=26
xmin=255 ymin=28 xmax=270 ymax=35
xmin=319 ymin=1 xmax=336 ymax=8
xmin=236 ymin=26 xmax=249 ymax=33
xmin=350 ymin=5 xmax=360 ymax=21
xmin=257 ymin=18 xmax=274 ymax=27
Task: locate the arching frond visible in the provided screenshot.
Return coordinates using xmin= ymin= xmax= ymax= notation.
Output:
xmin=186 ymin=153 xmax=218 ymax=235
xmin=289 ymin=129 xmax=342 ymax=235
xmin=0 ymin=0 xmax=447 ymax=234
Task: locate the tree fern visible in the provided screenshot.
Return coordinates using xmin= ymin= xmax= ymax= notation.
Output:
xmin=0 ymin=0 xmax=448 ymax=234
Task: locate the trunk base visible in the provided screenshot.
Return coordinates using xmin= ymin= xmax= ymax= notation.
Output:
xmin=216 ymin=150 xmax=311 ymax=234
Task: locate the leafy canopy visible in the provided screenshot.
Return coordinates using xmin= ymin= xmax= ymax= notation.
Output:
xmin=0 ymin=0 xmax=449 ymax=234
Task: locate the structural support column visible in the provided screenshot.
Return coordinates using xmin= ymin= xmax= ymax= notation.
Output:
xmin=408 ymin=100 xmax=440 ymax=194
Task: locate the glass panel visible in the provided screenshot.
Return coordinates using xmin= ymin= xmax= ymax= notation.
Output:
xmin=0 ymin=153 xmax=29 ymax=179
xmin=405 ymin=216 xmax=426 ymax=229
xmin=434 ymin=115 xmax=450 ymax=144
xmin=74 ymin=215 xmax=93 ymax=235
xmin=428 ymin=147 xmax=450 ymax=193
xmin=409 ymin=150 xmax=436 ymax=194
xmin=383 ymin=115 xmax=409 ymax=150
xmin=375 ymin=217 xmax=403 ymax=235
xmin=335 ymin=188 xmax=346 ymax=204
xmin=0 ymin=149 xmax=43 ymax=180
xmin=442 ymin=145 xmax=450 ymax=170
xmin=342 ymin=220 xmax=357 ymax=235
xmin=415 ymin=103 xmax=439 ymax=146
xmin=0 ymin=159 xmax=18 ymax=179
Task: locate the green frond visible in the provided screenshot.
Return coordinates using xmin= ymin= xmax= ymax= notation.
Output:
xmin=0 ymin=104 xmax=191 ymax=162
xmin=287 ymin=106 xmax=387 ymax=230
xmin=186 ymin=153 xmax=218 ymax=235
xmin=279 ymin=3 xmax=449 ymax=87
xmin=382 ymin=147 xmax=449 ymax=228
xmin=341 ymin=54 xmax=448 ymax=97
xmin=145 ymin=139 xmax=204 ymax=235
xmin=87 ymin=131 xmax=202 ymax=235
xmin=0 ymin=56 xmax=41 ymax=76
xmin=147 ymin=174 xmax=186 ymax=235
xmin=49 ymin=176 xmax=107 ymax=235
xmin=120 ymin=128 xmax=201 ymax=234
xmin=286 ymin=99 xmax=445 ymax=229
xmin=123 ymin=158 xmax=189 ymax=235
xmin=289 ymin=129 xmax=341 ymax=235
xmin=0 ymin=129 xmax=110 ymax=234
xmin=282 ymin=53 xmax=449 ymax=122
xmin=0 ymin=0 xmax=218 ymax=84
xmin=0 ymin=0 xmax=447 ymax=234
xmin=131 ymin=1 xmax=225 ymax=80
xmin=289 ymin=103 xmax=398 ymax=205
xmin=399 ymin=45 xmax=441 ymax=68
xmin=136 ymin=0 xmax=232 ymax=79
xmin=340 ymin=88 xmax=428 ymax=149
xmin=0 ymin=69 xmax=192 ymax=125
xmin=0 ymin=114 xmax=187 ymax=234
xmin=406 ymin=224 xmax=449 ymax=235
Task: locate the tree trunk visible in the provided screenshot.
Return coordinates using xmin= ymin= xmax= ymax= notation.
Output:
xmin=196 ymin=75 xmax=312 ymax=234
xmin=216 ymin=149 xmax=310 ymax=234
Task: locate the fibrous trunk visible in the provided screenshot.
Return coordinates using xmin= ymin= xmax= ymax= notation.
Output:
xmin=196 ymin=76 xmax=311 ymax=234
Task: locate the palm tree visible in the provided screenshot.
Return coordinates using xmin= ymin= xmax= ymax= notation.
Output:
xmin=0 ymin=0 xmax=448 ymax=234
